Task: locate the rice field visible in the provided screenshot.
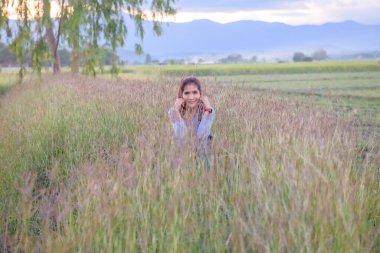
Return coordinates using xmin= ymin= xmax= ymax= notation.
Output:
xmin=0 ymin=61 xmax=379 ymax=252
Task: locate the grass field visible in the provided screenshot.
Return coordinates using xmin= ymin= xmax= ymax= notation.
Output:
xmin=115 ymin=61 xmax=380 ymax=133
xmin=116 ymin=60 xmax=380 ymax=77
xmin=0 ymin=71 xmax=18 ymax=96
xmin=0 ymin=61 xmax=379 ymax=252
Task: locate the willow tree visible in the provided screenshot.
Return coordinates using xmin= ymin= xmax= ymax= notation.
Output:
xmin=0 ymin=0 xmax=176 ymax=79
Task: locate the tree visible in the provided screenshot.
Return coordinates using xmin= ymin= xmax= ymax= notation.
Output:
xmin=293 ymin=52 xmax=305 ymax=62
xmin=312 ymin=49 xmax=328 ymax=61
xmin=219 ymin=54 xmax=245 ymax=64
xmin=145 ymin=53 xmax=152 ymax=64
xmin=0 ymin=0 xmax=176 ymax=80
xmin=59 ymin=49 xmax=72 ymax=67
xmin=0 ymin=42 xmax=18 ymax=66
xmin=293 ymin=52 xmax=313 ymax=62
xmin=250 ymin=56 xmax=257 ymax=63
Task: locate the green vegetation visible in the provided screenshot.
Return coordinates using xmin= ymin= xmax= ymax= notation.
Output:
xmin=0 ymin=0 xmax=176 ymax=78
xmin=0 ymin=61 xmax=379 ymax=252
xmin=115 ymin=60 xmax=380 ymax=77
xmin=206 ymin=71 xmax=380 ymax=129
xmin=0 ymin=72 xmax=18 ymax=95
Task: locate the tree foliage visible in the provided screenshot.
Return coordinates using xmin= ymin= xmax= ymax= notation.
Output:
xmin=293 ymin=52 xmax=313 ymax=62
xmin=0 ymin=0 xmax=176 ymax=79
xmin=0 ymin=42 xmax=18 ymax=66
xmin=145 ymin=53 xmax=152 ymax=64
xmin=312 ymin=49 xmax=328 ymax=61
xmin=218 ymin=54 xmax=257 ymax=64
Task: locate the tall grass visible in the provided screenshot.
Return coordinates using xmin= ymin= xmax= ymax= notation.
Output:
xmin=0 ymin=72 xmax=18 ymax=96
xmin=0 ymin=74 xmax=379 ymax=252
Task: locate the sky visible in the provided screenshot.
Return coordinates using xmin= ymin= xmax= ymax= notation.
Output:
xmin=5 ymin=0 xmax=380 ymax=25
xmin=163 ymin=0 xmax=380 ymax=25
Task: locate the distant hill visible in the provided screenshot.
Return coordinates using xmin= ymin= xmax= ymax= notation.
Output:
xmin=120 ymin=19 xmax=380 ymax=61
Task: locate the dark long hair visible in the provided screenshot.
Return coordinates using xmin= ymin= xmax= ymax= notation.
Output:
xmin=177 ymin=76 xmax=204 ymax=123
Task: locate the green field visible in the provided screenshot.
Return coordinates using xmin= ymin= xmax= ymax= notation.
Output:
xmin=0 ymin=61 xmax=379 ymax=252
xmin=115 ymin=61 xmax=380 ymax=134
xmin=116 ymin=60 xmax=380 ymax=77
xmin=207 ymin=71 xmax=380 ymax=132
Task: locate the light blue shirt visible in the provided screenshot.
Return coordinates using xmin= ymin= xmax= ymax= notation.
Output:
xmin=167 ymin=107 xmax=215 ymax=145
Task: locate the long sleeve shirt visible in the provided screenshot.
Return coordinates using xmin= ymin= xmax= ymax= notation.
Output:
xmin=167 ymin=107 xmax=215 ymax=146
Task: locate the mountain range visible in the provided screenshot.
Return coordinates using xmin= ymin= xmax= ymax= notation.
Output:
xmin=119 ymin=19 xmax=380 ymax=62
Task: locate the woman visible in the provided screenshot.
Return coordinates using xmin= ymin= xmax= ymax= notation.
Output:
xmin=168 ymin=76 xmax=215 ymax=168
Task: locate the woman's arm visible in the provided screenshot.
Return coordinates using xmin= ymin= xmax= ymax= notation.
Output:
xmin=168 ymin=107 xmax=186 ymax=140
xmin=197 ymin=107 xmax=215 ymax=141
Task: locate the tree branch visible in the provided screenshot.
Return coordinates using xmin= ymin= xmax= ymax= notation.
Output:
xmin=54 ymin=0 xmax=65 ymax=58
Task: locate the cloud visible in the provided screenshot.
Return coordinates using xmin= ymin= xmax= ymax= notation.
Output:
xmin=172 ymin=0 xmax=380 ymax=24
xmin=177 ymin=0 xmax=301 ymax=12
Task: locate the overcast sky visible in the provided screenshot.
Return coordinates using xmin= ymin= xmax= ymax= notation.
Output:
xmin=7 ymin=1 xmax=380 ymax=25
xmin=164 ymin=0 xmax=380 ymax=25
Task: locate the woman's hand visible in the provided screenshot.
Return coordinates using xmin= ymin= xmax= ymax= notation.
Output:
xmin=201 ymin=96 xmax=212 ymax=109
xmin=174 ymin=98 xmax=185 ymax=112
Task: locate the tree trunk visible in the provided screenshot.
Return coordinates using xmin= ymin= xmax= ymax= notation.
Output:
xmin=71 ymin=32 xmax=79 ymax=74
xmin=46 ymin=26 xmax=61 ymax=74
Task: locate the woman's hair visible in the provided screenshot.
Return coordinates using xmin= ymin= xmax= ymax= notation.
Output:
xmin=177 ymin=76 xmax=202 ymax=98
xmin=177 ymin=76 xmax=204 ymax=122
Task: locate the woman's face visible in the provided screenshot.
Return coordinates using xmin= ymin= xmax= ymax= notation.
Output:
xmin=182 ymin=83 xmax=201 ymax=108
